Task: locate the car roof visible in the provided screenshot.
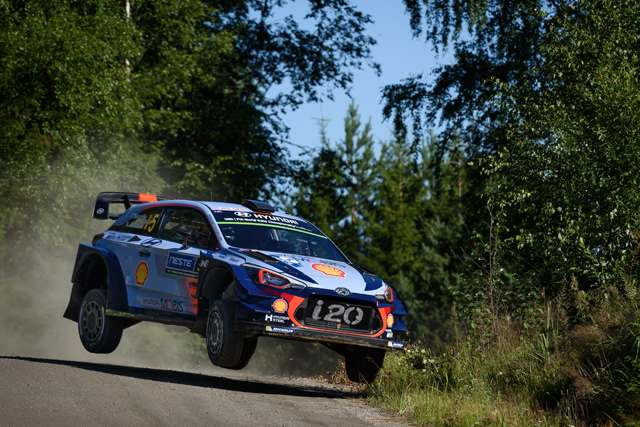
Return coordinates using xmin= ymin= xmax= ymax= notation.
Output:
xmin=200 ymin=201 xmax=304 ymax=221
xmin=138 ymin=199 xmax=304 ymax=222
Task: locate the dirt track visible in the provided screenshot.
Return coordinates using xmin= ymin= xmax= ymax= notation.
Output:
xmin=0 ymin=356 xmax=405 ymax=427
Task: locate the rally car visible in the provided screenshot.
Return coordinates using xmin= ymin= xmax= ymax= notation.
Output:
xmin=64 ymin=192 xmax=407 ymax=382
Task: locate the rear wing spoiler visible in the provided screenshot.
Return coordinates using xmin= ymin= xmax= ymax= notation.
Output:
xmin=93 ymin=192 xmax=168 ymax=220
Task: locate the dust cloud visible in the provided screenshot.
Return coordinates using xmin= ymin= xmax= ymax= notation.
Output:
xmin=0 ymin=244 xmax=192 ymax=370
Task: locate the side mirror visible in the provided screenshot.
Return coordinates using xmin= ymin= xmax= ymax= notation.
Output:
xmin=175 ymin=229 xmax=193 ymax=249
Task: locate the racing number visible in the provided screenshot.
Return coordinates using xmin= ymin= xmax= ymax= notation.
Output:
xmin=311 ymin=300 xmax=364 ymax=325
xmin=143 ymin=213 xmax=160 ymax=232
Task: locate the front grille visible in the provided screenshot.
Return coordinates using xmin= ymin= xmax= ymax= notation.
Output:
xmin=294 ymin=295 xmax=382 ymax=334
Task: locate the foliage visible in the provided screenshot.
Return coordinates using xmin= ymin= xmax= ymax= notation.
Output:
xmin=333 ymin=101 xmax=376 ymax=265
xmin=139 ymin=0 xmax=380 ymax=201
xmin=0 ymin=0 xmax=164 ymax=261
xmin=387 ymin=0 xmax=572 ymax=156
xmin=368 ymin=284 xmax=640 ymax=426
xmin=0 ymin=0 xmax=380 ymax=257
xmin=493 ymin=0 xmax=640 ymax=295
xmin=286 ymin=146 xmax=347 ymax=241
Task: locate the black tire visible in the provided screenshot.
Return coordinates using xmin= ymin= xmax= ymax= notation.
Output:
xmin=206 ymin=300 xmax=246 ymax=368
xmin=230 ymin=336 xmax=258 ymax=370
xmin=78 ymin=289 xmax=123 ymax=354
xmin=345 ymin=347 xmax=386 ymax=383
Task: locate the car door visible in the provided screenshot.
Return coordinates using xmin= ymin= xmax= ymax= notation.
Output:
xmin=152 ymin=206 xmax=216 ymax=317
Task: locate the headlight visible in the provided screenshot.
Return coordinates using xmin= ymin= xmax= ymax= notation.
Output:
xmin=376 ymin=284 xmax=394 ymax=303
xmin=243 ymin=264 xmax=306 ymax=290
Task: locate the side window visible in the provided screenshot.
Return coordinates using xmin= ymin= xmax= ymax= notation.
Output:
xmin=115 ymin=207 xmax=163 ymax=236
xmin=159 ymin=207 xmax=215 ymax=249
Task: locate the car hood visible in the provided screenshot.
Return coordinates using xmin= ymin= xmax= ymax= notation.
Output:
xmin=264 ymin=253 xmax=385 ymax=295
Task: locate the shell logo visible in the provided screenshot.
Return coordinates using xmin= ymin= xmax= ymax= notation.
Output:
xmin=387 ymin=313 xmax=395 ymax=328
xmin=311 ymin=264 xmax=346 ymax=278
xmin=272 ymin=299 xmax=288 ymax=313
xmin=135 ymin=262 xmax=149 ymax=286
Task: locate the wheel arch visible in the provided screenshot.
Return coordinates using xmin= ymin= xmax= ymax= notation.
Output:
xmin=191 ymin=258 xmax=238 ymax=336
xmin=63 ymin=244 xmax=128 ymax=323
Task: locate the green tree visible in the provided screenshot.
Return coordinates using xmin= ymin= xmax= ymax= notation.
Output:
xmin=387 ymin=0 xmax=572 ymax=156
xmin=0 ymin=0 xmax=381 ymax=257
xmin=334 ymin=101 xmax=376 ymax=263
xmin=132 ymin=0 xmax=380 ymax=201
xmin=495 ymin=0 xmax=640 ymax=293
xmin=364 ymin=127 xmax=426 ymax=332
xmin=0 ymin=0 xmax=163 ymax=260
xmin=286 ymin=146 xmax=346 ymax=241
xmin=286 ymin=102 xmax=375 ymax=254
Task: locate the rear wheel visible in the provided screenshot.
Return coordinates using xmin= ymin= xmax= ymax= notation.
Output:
xmin=206 ymin=300 xmax=248 ymax=368
xmin=345 ymin=346 xmax=386 ymax=383
xmin=78 ymin=289 xmax=123 ymax=353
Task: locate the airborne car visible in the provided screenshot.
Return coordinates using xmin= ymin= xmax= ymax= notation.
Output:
xmin=64 ymin=192 xmax=407 ymax=382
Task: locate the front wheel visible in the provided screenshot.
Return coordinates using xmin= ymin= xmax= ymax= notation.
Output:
xmin=345 ymin=346 xmax=386 ymax=383
xmin=206 ymin=300 xmax=249 ymax=368
xmin=78 ymin=289 xmax=123 ymax=353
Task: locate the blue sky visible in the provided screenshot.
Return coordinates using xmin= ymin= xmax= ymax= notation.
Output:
xmin=277 ymin=1 xmax=452 ymax=159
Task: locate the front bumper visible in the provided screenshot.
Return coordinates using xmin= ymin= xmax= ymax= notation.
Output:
xmin=236 ymin=320 xmax=404 ymax=350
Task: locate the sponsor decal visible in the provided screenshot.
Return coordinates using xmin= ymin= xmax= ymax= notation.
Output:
xmin=287 ymin=255 xmax=314 ymax=263
xmin=135 ymin=262 xmax=148 ymax=285
xmin=311 ymin=299 xmax=365 ymax=326
xmin=272 ymin=298 xmax=288 ymax=313
xmin=271 ymin=255 xmax=302 ymax=268
xmin=214 ymin=212 xmax=320 ymax=236
xmin=316 ymin=260 xmax=343 ymax=267
xmin=104 ymin=233 xmax=131 ymax=242
xmin=136 ymin=296 xmax=185 ymax=313
xmin=265 ymin=314 xmax=289 ymax=324
xmin=141 ymin=238 xmax=162 ymax=247
xmin=137 ymin=297 xmax=162 ymax=308
xmin=96 ymin=208 xmax=105 ymax=215
xmin=216 ymin=253 xmax=243 ymax=264
xmin=227 ymin=212 xmax=299 ymax=225
xmin=165 ymin=253 xmax=198 ymax=279
xmin=219 ymin=207 xmax=248 ymax=211
xmin=387 ymin=313 xmax=395 ymax=328
xmin=160 ymin=298 xmax=184 ymax=313
xmin=335 ymin=287 xmax=350 ymax=296
xmin=312 ymin=264 xmax=346 ymax=278
xmin=266 ymin=326 xmax=295 ymax=334
xmin=387 ymin=341 xmax=404 ymax=349
xmin=386 ymin=330 xmax=394 ymax=338
xmin=142 ymin=213 xmax=160 ymax=232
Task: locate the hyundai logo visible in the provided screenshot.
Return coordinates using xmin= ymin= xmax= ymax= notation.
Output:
xmin=335 ymin=287 xmax=350 ymax=296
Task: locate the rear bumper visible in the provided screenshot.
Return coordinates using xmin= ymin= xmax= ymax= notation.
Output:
xmin=235 ymin=320 xmax=404 ymax=350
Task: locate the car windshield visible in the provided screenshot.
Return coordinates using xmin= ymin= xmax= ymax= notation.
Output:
xmin=212 ymin=210 xmax=348 ymax=262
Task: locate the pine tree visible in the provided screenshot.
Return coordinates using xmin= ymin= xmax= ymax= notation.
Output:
xmin=334 ymin=101 xmax=376 ymax=262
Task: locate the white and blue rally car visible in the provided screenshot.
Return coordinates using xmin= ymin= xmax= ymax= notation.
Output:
xmin=64 ymin=192 xmax=407 ymax=382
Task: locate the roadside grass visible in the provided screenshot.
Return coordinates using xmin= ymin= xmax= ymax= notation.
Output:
xmin=365 ymin=286 xmax=640 ymax=427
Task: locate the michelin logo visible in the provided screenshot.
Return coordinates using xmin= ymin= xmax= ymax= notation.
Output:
xmin=265 ymin=326 xmax=295 ymax=334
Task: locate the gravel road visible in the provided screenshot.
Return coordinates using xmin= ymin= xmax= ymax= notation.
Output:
xmin=0 ymin=356 xmax=405 ymax=427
